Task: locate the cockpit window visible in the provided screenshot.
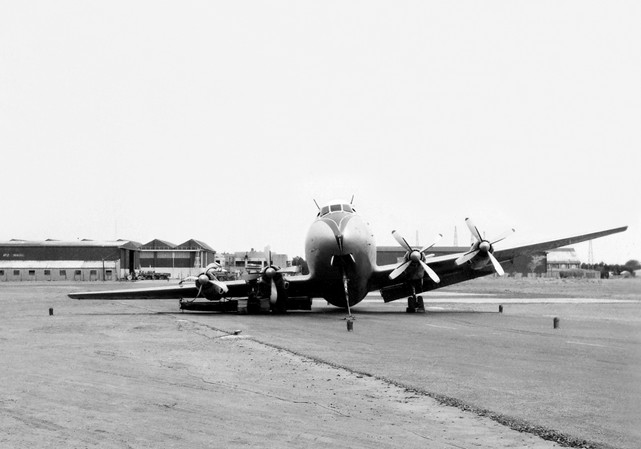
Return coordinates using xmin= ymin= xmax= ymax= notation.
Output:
xmin=319 ymin=203 xmax=356 ymax=217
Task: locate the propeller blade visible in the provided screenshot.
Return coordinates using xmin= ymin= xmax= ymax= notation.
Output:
xmin=389 ymin=260 xmax=411 ymax=280
xmin=455 ymin=250 xmax=479 ymax=266
xmin=269 ymin=278 xmax=278 ymax=304
xmin=392 ymin=230 xmax=412 ymax=251
xmin=212 ymin=280 xmax=229 ymax=295
xmin=204 ymin=262 xmax=220 ymax=272
xmin=488 ymin=252 xmax=505 ymax=276
xmin=419 ymin=260 xmax=440 ymax=283
xmin=491 ymin=228 xmax=515 ymax=245
xmin=180 ymin=275 xmax=198 ymax=285
xmin=465 ymin=218 xmax=483 ymax=242
xmin=420 ymin=233 xmax=443 ymax=253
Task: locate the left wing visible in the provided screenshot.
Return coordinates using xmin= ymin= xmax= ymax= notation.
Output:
xmin=68 ymin=274 xmax=316 ymax=301
xmin=371 ymin=225 xmax=627 ymax=301
xmin=68 ymin=280 xmax=250 ymax=300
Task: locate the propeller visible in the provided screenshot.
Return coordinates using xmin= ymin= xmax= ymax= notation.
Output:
xmin=262 ymin=266 xmax=279 ymax=304
xmin=389 ymin=230 xmax=442 ymax=283
xmin=258 ymin=251 xmax=295 ymax=305
xmin=180 ymin=265 xmax=229 ymax=299
xmin=455 ymin=218 xmax=514 ymax=276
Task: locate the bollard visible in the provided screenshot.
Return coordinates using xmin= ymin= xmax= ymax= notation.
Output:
xmin=553 ymin=317 xmax=559 ymax=329
xmin=49 ymin=308 xmax=53 ymax=316
xmin=346 ymin=319 xmax=354 ymax=332
xmin=498 ymin=305 xmax=503 ymax=313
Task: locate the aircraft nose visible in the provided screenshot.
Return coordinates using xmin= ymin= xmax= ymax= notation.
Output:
xmin=306 ymin=215 xmax=355 ymax=257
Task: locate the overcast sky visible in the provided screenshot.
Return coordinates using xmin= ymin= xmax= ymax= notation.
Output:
xmin=1 ymin=1 xmax=639 ymax=264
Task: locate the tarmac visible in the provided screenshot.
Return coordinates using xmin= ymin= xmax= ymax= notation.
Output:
xmin=1 ymin=282 xmax=640 ymax=448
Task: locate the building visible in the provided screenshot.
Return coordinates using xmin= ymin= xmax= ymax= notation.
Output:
xmin=0 ymin=239 xmax=141 ymax=281
xmin=227 ymin=248 xmax=290 ymax=276
xmin=139 ymin=239 xmax=216 ymax=279
xmin=546 ymin=248 xmax=581 ymax=271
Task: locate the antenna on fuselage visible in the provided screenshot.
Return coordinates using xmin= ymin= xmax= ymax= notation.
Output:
xmin=350 ymin=194 xmax=355 ymax=204
xmin=313 ymin=199 xmax=320 ymax=210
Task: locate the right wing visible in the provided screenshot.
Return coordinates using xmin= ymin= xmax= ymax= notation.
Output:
xmin=370 ymin=225 xmax=627 ymax=301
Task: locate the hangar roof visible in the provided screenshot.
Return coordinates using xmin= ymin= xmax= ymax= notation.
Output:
xmin=176 ymin=239 xmax=215 ymax=252
xmin=0 ymin=240 xmax=141 ymax=250
xmin=0 ymin=260 xmax=118 ymax=269
xmin=142 ymin=239 xmax=177 ymax=250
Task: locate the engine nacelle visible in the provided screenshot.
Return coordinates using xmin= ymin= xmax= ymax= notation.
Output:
xmin=196 ymin=275 xmax=229 ymax=300
xmin=468 ymin=254 xmax=491 ymax=271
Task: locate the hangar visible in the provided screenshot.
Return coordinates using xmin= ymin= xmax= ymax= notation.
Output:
xmin=139 ymin=239 xmax=216 ymax=279
xmin=0 ymin=238 xmax=220 ymax=282
xmin=0 ymin=239 xmax=141 ymax=281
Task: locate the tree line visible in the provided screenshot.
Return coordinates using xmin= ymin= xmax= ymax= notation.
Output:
xmin=581 ymin=259 xmax=640 ymax=277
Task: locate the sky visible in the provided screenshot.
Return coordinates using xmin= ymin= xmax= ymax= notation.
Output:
xmin=1 ymin=1 xmax=639 ymax=264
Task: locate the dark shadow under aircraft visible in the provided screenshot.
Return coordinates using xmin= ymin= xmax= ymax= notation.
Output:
xmin=69 ymin=199 xmax=627 ymax=314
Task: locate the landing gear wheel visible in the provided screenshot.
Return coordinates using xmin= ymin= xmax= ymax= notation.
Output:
xmin=271 ymin=299 xmax=287 ymax=314
xmin=247 ymin=294 xmax=261 ymax=314
xmin=416 ymin=296 xmax=425 ymax=313
xmin=406 ymin=296 xmax=416 ymax=313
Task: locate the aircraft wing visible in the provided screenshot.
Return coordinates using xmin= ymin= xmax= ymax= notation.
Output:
xmin=371 ymin=225 xmax=627 ymax=300
xmin=68 ymin=275 xmax=316 ymax=301
xmin=68 ymin=280 xmax=250 ymax=300
xmin=491 ymin=225 xmax=628 ymax=261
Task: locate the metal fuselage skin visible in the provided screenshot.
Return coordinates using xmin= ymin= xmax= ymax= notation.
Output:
xmin=304 ymin=209 xmax=377 ymax=308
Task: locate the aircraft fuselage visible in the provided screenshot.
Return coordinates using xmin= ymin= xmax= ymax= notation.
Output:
xmin=304 ymin=204 xmax=377 ymax=308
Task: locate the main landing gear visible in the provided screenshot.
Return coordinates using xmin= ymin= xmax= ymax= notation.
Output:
xmin=406 ymin=295 xmax=425 ymax=313
xmin=406 ymin=285 xmax=425 ymax=313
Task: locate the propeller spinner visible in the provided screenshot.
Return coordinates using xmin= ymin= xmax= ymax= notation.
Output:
xmin=454 ymin=218 xmax=514 ymax=276
xmin=389 ymin=231 xmax=442 ymax=283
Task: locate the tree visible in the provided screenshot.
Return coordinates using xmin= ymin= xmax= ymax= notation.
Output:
xmin=527 ymin=255 xmax=545 ymax=274
xmin=291 ymin=256 xmax=309 ymax=275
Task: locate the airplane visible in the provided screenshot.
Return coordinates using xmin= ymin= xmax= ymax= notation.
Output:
xmin=69 ymin=199 xmax=627 ymax=315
